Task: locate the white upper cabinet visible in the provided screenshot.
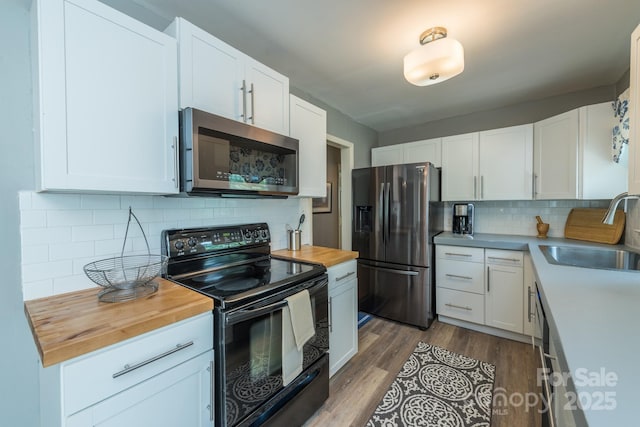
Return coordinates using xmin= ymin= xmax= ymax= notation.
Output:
xmin=478 ymin=124 xmax=533 ymax=201
xmin=442 ymin=125 xmax=533 ymax=201
xmin=166 ymin=18 xmax=290 ymax=135
xmin=32 ymin=0 xmax=179 ymax=194
xmin=290 ymin=95 xmax=327 ymax=197
xmin=371 ymin=138 xmax=441 ymax=167
xmin=371 ymin=145 xmax=403 ymax=166
xmin=533 ymin=109 xmax=579 ymax=199
xmin=441 ymin=133 xmax=479 ymax=201
xmin=628 ymin=23 xmax=640 ymax=194
xmin=534 ymin=102 xmax=626 ymax=200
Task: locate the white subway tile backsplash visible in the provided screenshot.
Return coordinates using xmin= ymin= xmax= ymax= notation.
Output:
xmin=71 ymin=225 xmax=114 ymax=242
xmin=20 ymin=210 xmax=46 ymax=228
xmin=47 ymin=210 xmax=93 ymax=227
xmin=21 ymin=244 xmax=49 ymax=265
xmin=21 ymin=226 xmax=72 ymax=246
xmin=20 ymin=191 xmax=310 ymax=299
xmin=22 ymin=260 xmax=73 ymax=283
xmin=49 ymin=241 xmax=95 ymax=261
xmin=80 ymin=194 xmax=121 ymax=209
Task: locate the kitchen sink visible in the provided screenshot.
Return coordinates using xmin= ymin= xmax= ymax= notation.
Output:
xmin=539 ymin=245 xmax=640 ymax=272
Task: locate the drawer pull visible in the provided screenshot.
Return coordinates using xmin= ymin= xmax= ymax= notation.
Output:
xmin=445 ymin=274 xmax=472 ymax=280
xmin=445 ymin=303 xmax=472 ymax=311
xmin=336 ymin=271 xmax=355 ymax=282
xmin=487 ymin=256 xmax=520 ymax=262
xmin=112 ymin=341 xmax=194 ymax=379
xmin=444 ymin=252 xmax=472 ymax=257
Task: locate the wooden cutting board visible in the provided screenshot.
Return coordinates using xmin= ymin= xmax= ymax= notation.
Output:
xmin=564 ymin=208 xmax=625 ymax=244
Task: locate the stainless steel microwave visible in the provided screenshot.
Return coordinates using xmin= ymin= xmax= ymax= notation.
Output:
xmin=180 ymin=108 xmax=299 ymax=198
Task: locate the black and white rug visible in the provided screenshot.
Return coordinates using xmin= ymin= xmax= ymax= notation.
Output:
xmin=366 ymin=342 xmax=495 ymax=427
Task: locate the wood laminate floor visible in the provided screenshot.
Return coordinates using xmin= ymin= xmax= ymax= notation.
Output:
xmin=305 ymin=317 xmax=542 ymax=427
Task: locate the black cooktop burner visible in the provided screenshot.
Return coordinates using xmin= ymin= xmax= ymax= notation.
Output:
xmin=176 ymin=257 xmax=322 ymax=307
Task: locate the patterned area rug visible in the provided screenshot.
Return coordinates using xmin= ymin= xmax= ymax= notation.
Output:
xmin=366 ymin=342 xmax=495 ymax=427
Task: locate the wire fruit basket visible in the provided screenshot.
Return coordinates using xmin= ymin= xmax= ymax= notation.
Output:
xmin=83 ymin=208 xmax=167 ymax=303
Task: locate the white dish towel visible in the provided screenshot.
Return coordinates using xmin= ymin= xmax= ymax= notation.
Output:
xmin=281 ymin=290 xmax=315 ymax=386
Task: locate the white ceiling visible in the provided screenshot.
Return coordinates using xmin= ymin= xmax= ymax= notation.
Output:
xmin=107 ymin=0 xmax=640 ymax=133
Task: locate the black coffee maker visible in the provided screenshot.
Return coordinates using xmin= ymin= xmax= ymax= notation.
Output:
xmin=452 ymin=203 xmax=474 ymax=235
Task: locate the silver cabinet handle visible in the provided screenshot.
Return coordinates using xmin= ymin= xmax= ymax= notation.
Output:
xmin=172 ymin=136 xmax=179 ymax=188
xmin=207 ymin=360 xmax=214 ymax=421
xmin=533 ymin=173 xmax=538 ymax=197
xmin=445 ymin=274 xmax=473 ymax=280
xmin=336 ymin=271 xmax=355 ymax=282
xmin=445 ymin=303 xmax=472 ymax=311
xmin=240 ymin=80 xmax=247 ymax=122
xmin=328 ymin=296 xmax=333 ymax=333
xmin=473 ymin=176 xmax=477 ymax=199
xmin=480 ymin=176 xmax=484 ymax=199
xmin=487 ymin=257 xmax=520 ymax=262
xmin=112 ymin=341 xmax=194 ymax=378
xmin=444 ymin=252 xmax=472 ymax=257
xmin=486 ymin=266 xmax=490 ymax=292
xmin=248 ymin=83 xmax=255 ymax=124
xmin=527 ymin=286 xmax=533 ymax=322
xmin=543 ymin=352 xmax=557 ymax=360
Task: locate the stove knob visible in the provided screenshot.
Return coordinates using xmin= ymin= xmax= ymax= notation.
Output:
xmin=243 ymin=229 xmax=252 ymax=240
xmin=252 ymin=230 xmax=259 ymax=238
xmin=187 ymin=237 xmax=198 ymax=247
xmin=260 ymin=230 xmax=268 ymax=239
xmin=174 ymin=240 xmax=184 ymax=250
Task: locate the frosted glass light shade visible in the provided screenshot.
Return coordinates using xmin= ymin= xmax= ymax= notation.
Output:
xmin=404 ymin=37 xmax=465 ymax=86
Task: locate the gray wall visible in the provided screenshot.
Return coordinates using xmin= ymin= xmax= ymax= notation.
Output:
xmin=312 ymin=146 xmax=341 ymax=248
xmin=1 ymin=1 xmax=41 ymax=426
xmin=290 ymin=87 xmax=377 ymax=168
xmin=378 ymin=85 xmax=617 ymax=146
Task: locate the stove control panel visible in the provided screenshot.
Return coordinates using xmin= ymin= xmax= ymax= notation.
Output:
xmin=162 ymin=223 xmax=270 ymax=257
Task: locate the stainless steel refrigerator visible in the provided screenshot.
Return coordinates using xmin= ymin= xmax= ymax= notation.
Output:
xmin=352 ymin=162 xmax=442 ymax=329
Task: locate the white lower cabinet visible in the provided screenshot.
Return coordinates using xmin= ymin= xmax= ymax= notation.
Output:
xmin=327 ymin=260 xmax=358 ymax=377
xmin=436 ymin=245 xmax=526 ymax=337
xmin=484 ymin=250 xmax=524 ymax=334
xmin=40 ymin=312 xmax=214 ymax=427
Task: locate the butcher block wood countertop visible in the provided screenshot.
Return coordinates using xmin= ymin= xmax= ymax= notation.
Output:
xmin=272 ymin=245 xmax=358 ymax=267
xmin=24 ymin=278 xmax=213 ymax=368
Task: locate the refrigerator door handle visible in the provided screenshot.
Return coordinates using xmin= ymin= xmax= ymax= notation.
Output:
xmin=385 ymin=182 xmax=391 ymax=242
xmin=360 ymin=264 xmax=419 ymax=276
xmin=379 ymin=182 xmax=386 ymax=244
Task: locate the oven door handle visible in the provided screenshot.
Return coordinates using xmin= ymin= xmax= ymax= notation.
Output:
xmin=226 ymin=300 xmax=288 ymax=325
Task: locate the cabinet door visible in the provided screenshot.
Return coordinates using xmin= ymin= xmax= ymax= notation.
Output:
xmin=630 ymin=23 xmax=640 ymax=194
xmin=66 ymin=351 xmax=213 ymax=427
xmin=245 ymin=58 xmax=290 ymax=135
xmin=34 ymin=0 xmax=179 ymax=194
xmin=371 ymin=146 xmax=403 ymax=166
xmin=170 ymin=18 xmax=243 ymax=121
xmin=479 ymin=124 xmax=533 ymax=200
xmin=579 ymin=103 xmax=628 ymax=199
xmin=328 ymin=278 xmax=358 ymax=377
xmin=485 ymin=263 xmax=524 ymax=333
xmin=290 ymin=95 xmax=327 ymax=197
xmin=441 ymin=133 xmax=479 ymax=201
xmin=402 ymin=138 xmax=442 ymax=167
xmin=534 ymin=109 xmax=579 ymax=199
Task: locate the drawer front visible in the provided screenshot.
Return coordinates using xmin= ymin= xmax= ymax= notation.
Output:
xmin=436 ymin=288 xmax=485 ymax=324
xmin=436 ymin=245 xmax=484 ymax=263
xmin=485 ymin=249 xmax=524 ymax=267
xmin=328 ymin=259 xmax=357 ymax=292
xmin=63 ymin=312 xmax=213 ymax=416
xmin=436 ymin=259 xmax=485 ymax=294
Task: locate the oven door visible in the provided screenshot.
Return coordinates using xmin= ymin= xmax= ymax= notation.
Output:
xmin=216 ymin=275 xmax=328 ymax=427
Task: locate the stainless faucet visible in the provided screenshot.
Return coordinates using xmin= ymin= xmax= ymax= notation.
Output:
xmin=602 ymin=192 xmax=640 ymax=224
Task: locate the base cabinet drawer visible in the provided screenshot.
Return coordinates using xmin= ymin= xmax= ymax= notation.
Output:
xmin=436 ymin=259 xmax=485 ymax=293
xmin=436 ymin=288 xmax=484 ymax=325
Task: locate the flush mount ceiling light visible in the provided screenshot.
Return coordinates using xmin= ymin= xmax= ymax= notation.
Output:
xmin=403 ymin=27 xmax=464 ymax=86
